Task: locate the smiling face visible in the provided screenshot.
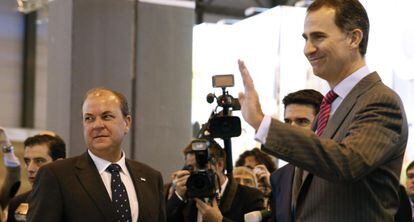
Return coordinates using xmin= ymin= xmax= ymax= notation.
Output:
xmin=82 ymin=90 xmax=131 ymax=162
xmin=303 ymin=6 xmax=361 ymax=87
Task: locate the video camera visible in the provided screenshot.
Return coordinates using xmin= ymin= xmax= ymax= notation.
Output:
xmin=200 ymin=74 xmax=242 ymax=139
xmin=185 ymin=139 xmax=217 ymax=199
xmin=186 ymin=74 xmax=241 ymax=199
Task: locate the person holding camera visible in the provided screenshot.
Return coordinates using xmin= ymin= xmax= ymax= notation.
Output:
xmin=235 ymin=148 xmax=276 ymax=198
xmin=166 ymin=139 xmax=264 ymax=222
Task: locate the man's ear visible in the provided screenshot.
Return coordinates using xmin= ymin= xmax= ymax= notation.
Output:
xmin=349 ymin=28 xmax=363 ymax=50
xmin=124 ymin=115 xmax=132 ymax=134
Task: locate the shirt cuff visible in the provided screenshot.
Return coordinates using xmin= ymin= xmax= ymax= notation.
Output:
xmin=254 ymin=115 xmax=271 ymax=144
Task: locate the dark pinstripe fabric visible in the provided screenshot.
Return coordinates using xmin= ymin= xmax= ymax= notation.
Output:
xmin=263 ymin=73 xmax=408 ymax=222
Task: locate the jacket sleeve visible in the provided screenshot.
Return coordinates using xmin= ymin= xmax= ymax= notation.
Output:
xmin=166 ymin=192 xmax=186 ymax=222
xmin=0 ymin=165 xmax=21 ymax=209
xmin=263 ymin=91 xmax=407 ymax=182
xmin=27 ymin=165 xmax=63 ymax=222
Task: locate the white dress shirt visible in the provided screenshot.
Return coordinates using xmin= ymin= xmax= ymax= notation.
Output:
xmin=255 ymin=65 xmax=371 ymax=144
xmin=88 ymin=150 xmax=139 ymax=222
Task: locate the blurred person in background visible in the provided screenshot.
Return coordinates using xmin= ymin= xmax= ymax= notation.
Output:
xmin=0 ymin=128 xmax=21 ymax=219
xmin=233 ymin=166 xmax=258 ymax=189
xmin=236 ymin=148 xmax=276 ymax=197
xmin=7 ymin=133 xmax=66 ymax=222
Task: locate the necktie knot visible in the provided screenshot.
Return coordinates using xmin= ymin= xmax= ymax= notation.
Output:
xmin=316 ymin=90 xmax=338 ymax=136
xmin=323 ymin=90 xmax=338 ymax=105
xmin=106 ymin=164 xmax=122 ymax=174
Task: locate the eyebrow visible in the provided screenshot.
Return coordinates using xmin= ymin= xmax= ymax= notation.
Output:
xmin=101 ymin=111 xmax=114 ymax=115
xmin=302 ymin=31 xmax=326 ymax=39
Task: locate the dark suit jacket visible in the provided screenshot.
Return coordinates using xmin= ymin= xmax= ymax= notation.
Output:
xmin=166 ymin=177 xmax=264 ymax=222
xmin=7 ymin=191 xmax=30 ymax=222
xmin=0 ymin=166 xmax=21 ymax=210
xmin=27 ymin=152 xmax=166 ymax=222
xmin=270 ymin=167 xmax=412 ymax=222
xmin=269 ymin=164 xmax=294 ymax=222
xmin=262 ymin=73 xmax=408 ymax=221
xmin=395 ymin=185 xmax=412 ymax=222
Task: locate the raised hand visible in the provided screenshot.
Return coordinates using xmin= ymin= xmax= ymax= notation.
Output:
xmin=238 ymin=59 xmax=264 ymax=130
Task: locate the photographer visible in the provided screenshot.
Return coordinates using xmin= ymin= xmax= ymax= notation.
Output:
xmin=166 ymin=139 xmax=264 ymax=222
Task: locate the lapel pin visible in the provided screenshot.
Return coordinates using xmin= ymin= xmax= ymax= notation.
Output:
xmin=140 ymin=177 xmax=146 ymax=182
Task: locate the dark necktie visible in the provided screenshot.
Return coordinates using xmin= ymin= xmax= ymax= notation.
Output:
xmin=106 ymin=164 xmax=132 ymax=222
xmin=316 ymin=90 xmax=338 ymax=136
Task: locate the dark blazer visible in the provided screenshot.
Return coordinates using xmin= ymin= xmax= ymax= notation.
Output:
xmin=395 ymin=185 xmax=412 ymax=222
xmin=7 ymin=191 xmax=30 ymax=222
xmin=269 ymin=164 xmax=294 ymax=222
xmin=166 ymin=177 xmax=264 ymax=222
xmin=27 ymin=152 xmax=166 ymax=222
xmin=0 ymin=166 xmax=21 ymax=210
xmin=262 ymin=73 xmax=408 ymax=221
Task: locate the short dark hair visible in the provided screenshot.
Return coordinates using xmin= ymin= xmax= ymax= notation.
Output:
xmin=282 ymin=89 xmax=324 ymax=115
xmin=406 ymin=161 xmax=414 ymax=175
xmin=83 ymin=87 xmax=130 ymax=117
xmin=307 ymin=0 xmax=370 ymax=56
xmin=24 ymin=134 xmax=66 ymax=160
xmin=235 ymin=148 xmax=276 ymax=173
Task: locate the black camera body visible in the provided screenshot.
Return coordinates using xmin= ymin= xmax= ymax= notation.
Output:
xmin=186 ymin=139 xmax=217 ymax=199
xmin=203 ymin=74 xmax=242 ymax=139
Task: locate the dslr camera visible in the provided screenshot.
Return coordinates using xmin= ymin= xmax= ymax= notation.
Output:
xmin=185 ymin=139 xmax=217 ymax=199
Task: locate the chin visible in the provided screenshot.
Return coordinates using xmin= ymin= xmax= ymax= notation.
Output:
xmin=90 ymin=143 xmax=112 ymax=152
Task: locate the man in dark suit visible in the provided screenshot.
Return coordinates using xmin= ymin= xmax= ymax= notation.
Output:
xmin=238 ymin=0 xmax=408 ymax=221
xmin=166 ymin=139 xmax=264 ymax=222
xmin=27 ymin=88 xmax=166 ymax=222
xmin=7 ymin=133 xmax=66 ymax=222
xmin=269 ymin=89 xmax=322 ymax=222
xmin=405 ymin=161 xmax=414 ymax=221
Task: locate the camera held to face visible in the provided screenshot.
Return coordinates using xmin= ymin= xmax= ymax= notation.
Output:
xmin=186 ymin=139 xmax=218 ymax=199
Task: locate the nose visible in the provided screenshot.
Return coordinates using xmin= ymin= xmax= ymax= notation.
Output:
xmin=304 ymin=40 xmax=317 ymax=57
xmin=27 ymin=161 xmax=37 ymax=173
xmin=92 ymin=117 xmax=104 ymax=129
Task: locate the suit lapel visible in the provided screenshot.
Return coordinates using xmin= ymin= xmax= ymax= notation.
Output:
xmin=321 ymin=72 xmax=381 ymax=139
xmin=298 ymin=73 xmax=381 ymax=215
xmin=125 ymin=160 xmax=147 ymax=222
xmin=75 ymin=152 xmax=114 ymax=222
xmin=219 ymin=177 xmax=238 ymax=214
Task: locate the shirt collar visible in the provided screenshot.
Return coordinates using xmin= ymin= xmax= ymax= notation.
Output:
xmin=88 ymin=149 xmax=128 ymax=175
xmin=219 ymin=176 xmax=229 ymax=198
xmin=332 ymin=65 xmax=370 ymax=99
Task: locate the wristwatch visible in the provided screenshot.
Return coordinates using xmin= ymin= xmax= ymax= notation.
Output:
xmin=2 ymin=144 xmax=13 ymax=153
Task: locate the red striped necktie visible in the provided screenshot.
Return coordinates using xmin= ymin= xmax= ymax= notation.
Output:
xmin=316 ymin=90 xmax=338 ymax=136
